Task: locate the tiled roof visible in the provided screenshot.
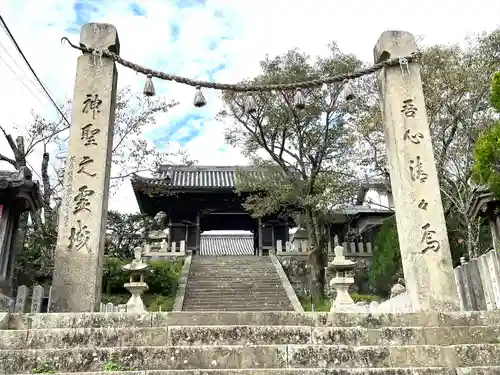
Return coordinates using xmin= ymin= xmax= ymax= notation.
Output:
xmin=133 ymin=165 xmax=267 ymax=189
xmin=200 ymin=234 xmax=254 ymax=256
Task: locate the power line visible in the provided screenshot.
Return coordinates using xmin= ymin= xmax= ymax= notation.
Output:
xmin=0 ymin=15 xmax=71 ymax=127
xmin=0 ymin=53 xmax=46 ymax=108
xmin=0 ymin=40 xmax=47 ymax=102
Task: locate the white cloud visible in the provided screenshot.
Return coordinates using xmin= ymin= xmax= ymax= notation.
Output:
xmin=0 ymin=0 xmax=498 ymax=216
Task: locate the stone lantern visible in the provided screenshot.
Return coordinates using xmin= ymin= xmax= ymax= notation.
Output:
xmin=122 ymin=247 xmax=149 ymax=313
xmin=327 ymin=245 xmax=357 ymax=312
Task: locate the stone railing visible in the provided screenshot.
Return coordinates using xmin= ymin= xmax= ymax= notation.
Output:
xmin=99 ymin=302 xmax=127 ymax=312
xmin=276 ymin=235 xmax=372 ymax=257
xmin=454 ymin=249 xmax=500 ymax=311
xmin=1 ymin=284 xmax=50 ymax=313
xmin=143 ymin=239 xmax=186 ymax=256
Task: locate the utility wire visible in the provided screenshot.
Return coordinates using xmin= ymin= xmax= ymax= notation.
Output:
xmin=0 ymin=41 xmax=48 ymax=102
xmin=0 ymin=53 xmax=46 ymax=108
xmin=0 ymin=15 xmax=71 ymax=126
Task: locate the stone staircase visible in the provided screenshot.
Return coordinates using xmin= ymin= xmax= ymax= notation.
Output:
xmin=182 ymin=256 xmax=295 ymax=311
xmin=1 ymin=311 xmax=500 ymax=374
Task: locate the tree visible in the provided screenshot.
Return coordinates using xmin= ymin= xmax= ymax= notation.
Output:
xmin=357 ymin=30 xmax=500 ymax=258
xmin=368 ymin=216 xmax=401 ymax=296
xmin=2 ymin=86 xmax=183 ymax=286
xmin=105 ymin=210 xmax=155 ymax=259
xmin=219 ymin=45 xmax=370 ymax=297
xmin=472 ymin=72 xmax=500 ymax=197
xmin=1 ymin=86 xmax=181 ymax=227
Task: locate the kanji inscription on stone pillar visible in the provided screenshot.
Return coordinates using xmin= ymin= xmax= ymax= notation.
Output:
xmin=50 ymin=23 xmax=119 ymax=312
xmin=374 ymin=31 xmax=460 ymax=311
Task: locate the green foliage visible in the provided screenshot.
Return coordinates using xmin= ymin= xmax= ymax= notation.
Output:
xmin=146 ymin=294 xmax=175 ymax=312
xmin=15 ymin=210 xmax=155 ymax=287
xmin=220 ymin=45 xmax=365 ymax=220
xmin=101 ymin=256 xmax=182 ymax=311
xmin=472 ymin=72 xmax=500 ymax=198
xmin=368 ymin=216 xmax=402 ymax=297
xmin=351 ymin=292 xmax=382 ymax=304
xmin=102 ymin=256 xmax=128 ymax=295
xmin=15 ymin=221 xmax=55 ymax=287
xmin=490 ymin=71 xmax=500 ymax=111
xmin=146 ymin=259 xmax=182 ymax=296
xmin=31 ymin=361 xmax=56 ymax=374
xmin=103 ymin=355 xmax=135 ymax=371
xmin=472 ymin=122 xmax=500 ymax=198
xmin=219 ymin=44 xmax=370 ymax=297
xmin=299 ymin=296 xmax=331 ymax=312
xmin=105 ymin=210 xmax=156 ymax=259
xmin=102 ymin=257 xmax=182 ymax=296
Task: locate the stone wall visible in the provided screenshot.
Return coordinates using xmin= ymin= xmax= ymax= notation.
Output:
xmin=277 ymin=254 xmax=372 ymax=298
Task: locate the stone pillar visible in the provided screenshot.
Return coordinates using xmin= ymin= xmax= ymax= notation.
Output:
xmin=50 ymin=23 xmax=119 ymax=312
xmin=374 ymin=30 xmax=459 ymax=311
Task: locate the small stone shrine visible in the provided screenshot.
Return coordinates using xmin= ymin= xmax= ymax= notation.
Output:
xmin=122 ymin=247 xmax=149 ymax=313
xmin=0 ymin=167 xmax=41 ymax=300
xmin=328 ymin=245 xmax=356 ymax=312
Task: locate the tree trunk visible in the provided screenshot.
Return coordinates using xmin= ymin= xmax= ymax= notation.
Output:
xmin=304 ymin=206 xmax=327 ymax=299
xmin=41 ymin=152 xmax=55 ymax=230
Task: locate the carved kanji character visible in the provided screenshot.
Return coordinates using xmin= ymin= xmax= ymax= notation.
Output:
xmin=409 ymin=156 xmax=428 ymax=183
xmin=68 ymin=220 xmax=91 ymax=252
xmin=421 ymin=223 xmax=440 ymax=253
xmin=403 ymin=129 xmax=424 ymax=144
xmin=73 ymin=185 xmax=94 ymax=214
xmin=77 ymin=156 xmax=96 ymax=177
xmin=81 ymin=124 xmax=100 ymax=146
xmin=401 ymin=99 xmax=418 ymax=118
xmin=82 ymin=93 xmax=102 ymax=119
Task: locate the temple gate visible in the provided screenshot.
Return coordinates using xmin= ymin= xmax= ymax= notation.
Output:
xmin=132 ymin=165 xmax=292 ymax=256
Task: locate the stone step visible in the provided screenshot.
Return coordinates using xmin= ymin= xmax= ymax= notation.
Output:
xmin=191 ymin=267 xmax=277 ymax=271
xmin=193 ymin=255 xmax=269 ymax=263
xmin=186 ymin=281 xmax=284 ymax=294
xmin=186 ymin=280 xmax=282 ymax=285
xmin=4 ymin=325 xmax=499 ymax=350
xmin=181 ymin=305 xmax=293 ymax=311
xmin=8 ymin=311 xmax=500 ymax=330
xmin=8 ymin=368 xmax=500 ymax=375
xmin=193 ymin=263 xmax=273 ymax=267
xmin=2 ymin=344 xmax=500 ymax=372
xmin=184 ymin=284 xmax=284 ymax=290
xmin=183 ymin=291 xmax=290 ymax=298
xmin=9 ymin=325 xmax=500 ymax=347
xmin=192 ymin=261 xmax=275 ymax=266
xmin=184 ymin=294 xmax=290 ymax=306
xmin=181 ymin=301 xmax=293 ymax=307
xmin=186 ymin=280 xmax=281 ymax=285
xmin=189 ymin=272 xmax=279 ymax=276
xmin=180 ymin=307 xmax=295 ymax=312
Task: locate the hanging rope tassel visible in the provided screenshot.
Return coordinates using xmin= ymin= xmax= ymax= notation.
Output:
xmin=143 ymin=74 xmax=156 ymax=97
xmin=294 ymin=89 xmax=305 ymax=110
xmin=343 ymin=79 xmax=356 ymax=101
xmin=244 ymin=93 xmax=256 ymax=114
xmin=193 ymin=85 xmax=207 ymax=107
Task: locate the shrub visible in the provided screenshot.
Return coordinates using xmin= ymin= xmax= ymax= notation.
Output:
xmin=101 ymin=256 xmax=183 ymax=311
xmin=472 ymin=72 xmax=500 ymax=197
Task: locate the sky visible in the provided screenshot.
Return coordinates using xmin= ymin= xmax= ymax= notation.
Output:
xmin=0 ymin=0 xmax=499 ymax=216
